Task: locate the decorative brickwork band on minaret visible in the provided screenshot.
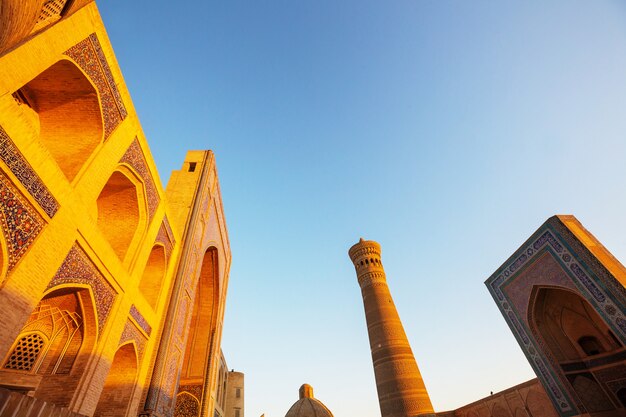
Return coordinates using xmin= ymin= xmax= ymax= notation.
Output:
xmin=349 ymin=239 xmax=434 ymax=417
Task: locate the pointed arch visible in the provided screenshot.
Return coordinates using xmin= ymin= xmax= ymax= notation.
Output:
xmin=96 ymin=166 xmax=147 ymax=262
xmin=0 ymin=285 xmax=98 ymax=405
xmin=138 ymin=244 xmax=167 ymax=310
xmin=178 ymin=247 xmax=220 ymax=392
xmin=529 ymin=286 xmax=621 ymax=362
xmin=94 ymin=342 xmax=140 ymax=417
xmin=12 ymin=58 xmax=103 ymax=181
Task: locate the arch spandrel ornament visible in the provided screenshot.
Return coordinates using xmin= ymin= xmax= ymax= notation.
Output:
xmin=63 ymin=33 xmax=127 ymax=139
xmin=47 ymin=243 xmax=116 ymax=336
xmin=0 ymin=170 xmax=46 ymax=280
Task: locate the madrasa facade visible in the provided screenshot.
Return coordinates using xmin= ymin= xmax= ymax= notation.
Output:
xmin=0 ymin=2 xmax=626 ymax=417
xmin=0 ymin=1 xmax=243 ymax=417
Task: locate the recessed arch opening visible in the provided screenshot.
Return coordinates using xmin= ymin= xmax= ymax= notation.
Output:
xmin=176 ymin=247 xmax=219 ymax=401
xmin=138 ymin=244 xmax=167 ymax=310
xmin=94 ymin=342 xmax=139 ymax=417
xmin=13 ymin=59 xmax=103 ymax=181
xmin=530 ymin=286 xmax=621 ymax=362
xmin=529 ymin=286 xmax=625 ymax=413
xmin=96 ymin=168 xmax=145 ymax=261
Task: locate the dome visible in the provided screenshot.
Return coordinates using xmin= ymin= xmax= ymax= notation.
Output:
xmin=284 ymin=384 xmax=334 ymax=417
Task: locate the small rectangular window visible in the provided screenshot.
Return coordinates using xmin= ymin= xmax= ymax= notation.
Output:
xmin=188 ymin=162 xmax=197 ymax=172
xmin=236 ymin=388 xmax=241 ymax=398
xmin=235 ymin=409 xmax=240 ymax=417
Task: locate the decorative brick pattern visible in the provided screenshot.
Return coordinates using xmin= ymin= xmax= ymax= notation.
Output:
xmin=0 ymin=171 xmax=45 ymax=274
xmin=119 ymin=319 xmax=147 ymax=358
xmin=47 ymin=244 xmax=116 ymax=335
xmin=0 ymin=126 xmax=59 ymax=217
xmin=64 ymin=34 xmax=127 ymax=139
xmin=157 ymin=349 xmax=181 ymax=415
xmin=120 ymin=139 xmax=159 ymax=218
xmin=130 ymin=304 xmax=152 ymax=336
xmin=156 ymin=216 xmax=174 ymax=260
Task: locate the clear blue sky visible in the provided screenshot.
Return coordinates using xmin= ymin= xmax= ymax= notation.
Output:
xmin=98 ymin=2 xmax=626 ymax=416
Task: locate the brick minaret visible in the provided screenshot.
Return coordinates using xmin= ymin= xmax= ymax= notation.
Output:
xmin=349 ymin=239 xmax=434 ymax=417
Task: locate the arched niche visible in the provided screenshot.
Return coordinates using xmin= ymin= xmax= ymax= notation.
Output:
xmin=94 ymin=342 xmax=139 ymax=417
xmin=0 ymin=286 xmax=97 ymax=405
xmin=179 ymin=247 xmax=219 ymax=385
xmin=530 ymin=286 xmax=621 ymax=362
xmin=525 ymin=388 xmax=559 ymax=417
xmin=138 ymin=244 xmax=167 ymax=310
xmin=13 ymin=59 xmax=103 ymax=181
xmin=96 ymin=168 xmax=145 ymax=262
xmin=174 ymin=392 xmax=200 ymax=417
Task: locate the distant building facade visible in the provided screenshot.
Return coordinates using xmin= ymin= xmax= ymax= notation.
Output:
xmin=0 ymin=2 xmax=238 ymax=417
xmin=223 ymin=370 xmax=245 ymax=417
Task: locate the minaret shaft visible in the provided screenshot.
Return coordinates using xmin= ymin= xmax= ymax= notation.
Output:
xmin=349 ymin=240 xmax=434 ymax=417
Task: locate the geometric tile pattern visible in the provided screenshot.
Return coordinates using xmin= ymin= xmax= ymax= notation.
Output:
xmin=0 ymin=171 xmax=46 ymax=274
xmin=119 ymin=319 xmax=147 ymax=359
xmin=47 ymin=244 xmax=116 ymax=336
xmin=120 ymin=138 xmax=159 ymax=219
xmin=130 ymin=304 xmax=152 ymax=336
xmin=486 ymin=216 xmax=626 ymax=417
xmin=64 ymin=34 xmax=127 ymax=139
xmin=156 ymin=216 xmax=174 ymax=261
xmin=0 ymin=126 xmax=59 ymax=217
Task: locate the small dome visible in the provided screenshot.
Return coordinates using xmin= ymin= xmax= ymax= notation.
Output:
xmin=284 ymin=384 xmax=334 ymax=417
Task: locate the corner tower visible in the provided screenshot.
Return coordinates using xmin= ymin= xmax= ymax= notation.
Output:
xmin=349 ymin=239 xmax=434 ymax=417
